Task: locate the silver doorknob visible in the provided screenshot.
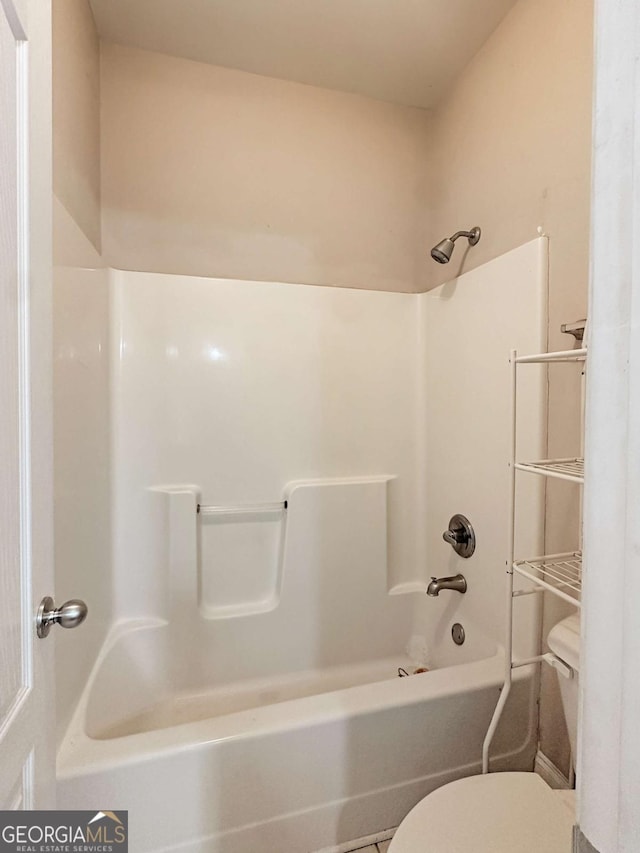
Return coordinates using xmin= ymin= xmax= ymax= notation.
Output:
xmin=36 ymin=596 xmax=88 ymax=639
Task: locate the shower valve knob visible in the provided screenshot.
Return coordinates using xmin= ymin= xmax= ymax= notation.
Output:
xmin=36 ymin=596 xmax=88 ymax=639
xmin=442 ymin=514 xmax=476 ymax=558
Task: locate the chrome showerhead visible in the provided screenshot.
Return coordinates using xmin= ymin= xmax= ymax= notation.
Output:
xmin=430 ymin=226 xmax=481 ymax=264
xmin=431 ymin=238 xmax=456 ymax=264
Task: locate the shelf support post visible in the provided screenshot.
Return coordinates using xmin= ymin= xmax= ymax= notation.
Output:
xmin=482 ymin=349 xmax=518 ymax=773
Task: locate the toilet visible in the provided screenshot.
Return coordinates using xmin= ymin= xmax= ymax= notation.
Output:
xmin=389 ymin=613 xmax=580 ymax=852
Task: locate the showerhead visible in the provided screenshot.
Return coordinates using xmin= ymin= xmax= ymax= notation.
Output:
xmin=431 ymin=238 xmax=456 ymax=264
xmin=430 ymin=227 xmax=481 ymax=264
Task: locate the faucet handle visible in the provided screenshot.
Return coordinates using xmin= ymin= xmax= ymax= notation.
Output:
xmin=442 ymin=514 xmax=476 ymax=558
xmin=442 ymin=529 xmax=458 ymax=546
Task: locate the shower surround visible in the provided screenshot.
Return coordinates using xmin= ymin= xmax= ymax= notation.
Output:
xmin=57 ymin=239 xmax=547 ymax=852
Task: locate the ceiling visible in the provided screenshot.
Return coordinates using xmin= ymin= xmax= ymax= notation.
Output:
xmin=88 ymin=0 xmax=518 ymax=110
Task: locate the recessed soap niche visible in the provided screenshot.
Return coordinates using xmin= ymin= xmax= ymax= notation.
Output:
xmin=199 ymin=504 xmax=287 ymax=618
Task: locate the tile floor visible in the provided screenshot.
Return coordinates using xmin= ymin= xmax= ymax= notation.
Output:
xmin=347 ymin=839 xmax=392 ymax=853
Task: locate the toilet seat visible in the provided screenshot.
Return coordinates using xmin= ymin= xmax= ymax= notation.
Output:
xmin=389 ymin=772 xmax=574 ymax=853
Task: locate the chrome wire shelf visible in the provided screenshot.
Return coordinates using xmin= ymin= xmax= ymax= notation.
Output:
xmin=515 ymin=347 xmax=587 ymax=364
xmin=514 ymin=552 xmax=582 ymax=607
xmin=515 ymin=457 xmax=584 ymax=483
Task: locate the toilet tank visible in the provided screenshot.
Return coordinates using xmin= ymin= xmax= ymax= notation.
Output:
xmin=547 ymin=613 xmax=580 ymax=760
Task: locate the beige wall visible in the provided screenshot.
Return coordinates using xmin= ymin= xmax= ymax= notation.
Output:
xmin=427 ymin=0 xmax=592 ymax=300
xmin=99 ymin=2 xmax=591 ymax=300
xmin=427 ymin=0 xmax=593 ymax=777
xmin=53 ymin=197 xmax=112 ymax=746
xmin=100 ymin=43 xmax=432 ymax=292
xmin=53 ymin=0 xmax=101 ymax=251
xmin=52 ymin=0 xmax=106 ymax=743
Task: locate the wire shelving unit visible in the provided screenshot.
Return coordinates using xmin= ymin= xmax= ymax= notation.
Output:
xmin=482 ymin=345 xmax=586 ymax=774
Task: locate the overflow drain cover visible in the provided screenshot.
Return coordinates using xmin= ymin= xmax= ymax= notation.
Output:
xmin=452 ymin=623 xmax=465 ymax=646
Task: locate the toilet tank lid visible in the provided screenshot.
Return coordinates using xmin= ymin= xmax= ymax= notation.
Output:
xmin=547 ymin=613 xmax=580 ymax=671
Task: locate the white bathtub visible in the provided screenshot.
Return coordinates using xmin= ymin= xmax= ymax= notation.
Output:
xmin=55 ymin=255 xmax=545 ymax=852
xmin=56 ymin=620 xmax=537 ymax=853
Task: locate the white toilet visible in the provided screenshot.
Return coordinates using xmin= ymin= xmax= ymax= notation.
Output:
xmin=389 ymin=613 xmax=580 ymax=853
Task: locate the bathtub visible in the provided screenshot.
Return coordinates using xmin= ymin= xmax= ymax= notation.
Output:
xmin=56 ymin=619 xmax=538 ymax=853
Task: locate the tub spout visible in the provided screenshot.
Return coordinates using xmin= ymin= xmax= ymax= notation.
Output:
xmin=427 ymin=574 xmax=467 ymax=597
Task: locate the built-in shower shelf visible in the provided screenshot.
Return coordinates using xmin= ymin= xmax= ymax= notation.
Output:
xmin=197 ymin=501 xmax=287 ymax=517
xmin=514 ymin=552 xmax=582 ymax=607
xmin=515 ymin=457 xmax=584 ymax=483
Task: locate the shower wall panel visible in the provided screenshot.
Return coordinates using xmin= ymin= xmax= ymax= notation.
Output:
xmin=109 ymin=272 xmax=422 ymax=673
xmin=107 ymin=238 xmax=548 ymax=678
xmin=415 ymin=237 xmax=548 ymax=662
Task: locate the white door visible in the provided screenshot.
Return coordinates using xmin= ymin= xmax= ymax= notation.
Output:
xmin=0 ymin=0 xmax=54 ymax=809
xmin=575 ymin=1 xmax=640 ymax=851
